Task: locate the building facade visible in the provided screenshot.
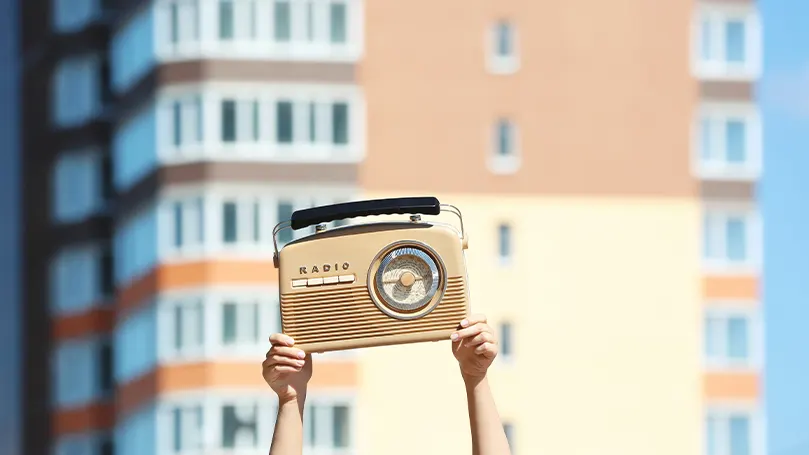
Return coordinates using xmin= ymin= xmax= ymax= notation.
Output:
xmin=18 ymin=1 xmax=763 ymax=455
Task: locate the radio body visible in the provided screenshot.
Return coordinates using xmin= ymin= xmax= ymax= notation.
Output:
xmin=272 ymin=197 xmax=470 ymax=353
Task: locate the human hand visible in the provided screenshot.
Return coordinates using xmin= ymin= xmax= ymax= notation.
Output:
xmin=450 ymin=314 xmax=498 ymax=385
xmin=262 ymin=334 xmax=313 ymax=403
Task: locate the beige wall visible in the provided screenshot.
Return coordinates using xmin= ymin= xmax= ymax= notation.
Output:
xmin=355 ymin=194 xmax=702 ymax=455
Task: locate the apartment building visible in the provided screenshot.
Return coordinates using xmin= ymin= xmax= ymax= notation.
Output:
xmin=17 ymin=1 xmax=762 ymax=455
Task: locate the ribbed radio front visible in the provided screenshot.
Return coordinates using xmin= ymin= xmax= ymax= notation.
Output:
xmin=281 ymin=276 xmax=467 ymax=345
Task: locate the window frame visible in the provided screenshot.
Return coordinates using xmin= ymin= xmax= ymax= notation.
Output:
xmin=692 ymin=4 xmax=762 ymax=80
xmin=486 ymin=19 xmax=520 ymax=74
xmin=488 ymin=118 xmax=521 ymax=174
xmin=704 ymin=304 xmax=762 ymax=371
xmin=694 ymin=103 xmax=762 ymax=180
xmin=702 ymin=204 xmax=762 ymax=273
xmin=705 ymin=405 xmax=765 ymax=455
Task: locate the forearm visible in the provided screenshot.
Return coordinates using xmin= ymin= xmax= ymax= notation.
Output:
xmin=269 ymin=393 xmax=306 ymax=455
xmin=465 ymin=376 xmax=511 ymax=455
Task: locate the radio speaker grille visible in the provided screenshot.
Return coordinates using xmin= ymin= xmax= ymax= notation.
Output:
xmin=281 ymin=276 xmax=467 ymax=345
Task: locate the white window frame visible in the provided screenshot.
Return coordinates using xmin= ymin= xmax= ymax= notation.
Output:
xmin=704 ymin=304 xmax=762 ymax=371
xmin=705 ymin=405 xmax=766 ymax=455
xmin=692 ymin=3 xmax=762 ymax=81
xmin=153 ymin=0 xmax=364 ymax=63
xmin=488 ymin=118 xmax=521 ymax=174
xmin=702 ymin=203 xmax=762 ymax=273
xmin=693 ymin=103 xmax=762 ymax=181
xmin=486 ymin=20 xmax=520 ymax=74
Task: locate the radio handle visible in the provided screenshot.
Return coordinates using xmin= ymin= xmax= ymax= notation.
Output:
xmin=272 ymin=197 xmax=466 ymax=264
xmin=290 ymin=197 xmax=441 ymax=230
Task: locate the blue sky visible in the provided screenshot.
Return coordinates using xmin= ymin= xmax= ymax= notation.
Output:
xmin=759 ymin=1 xmax=809 ymax=454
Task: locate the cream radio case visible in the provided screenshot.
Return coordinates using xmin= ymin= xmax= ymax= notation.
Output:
xmin=272 ymin=197 xmax=471 ymax=353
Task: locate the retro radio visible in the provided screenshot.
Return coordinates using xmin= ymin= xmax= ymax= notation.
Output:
xmin=272 ymin=197 xmax=470 ymax=353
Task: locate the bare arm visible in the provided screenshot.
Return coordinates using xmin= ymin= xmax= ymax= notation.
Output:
xmin=464 ymin=376 xmax=511 ymax=455
xmin=269 ymin=395 xmax=306 ymax=455
xmin=452 ymin=314 xmax=512 ymax=455
xmin=263 ymin=334 xmax=312 ymax=455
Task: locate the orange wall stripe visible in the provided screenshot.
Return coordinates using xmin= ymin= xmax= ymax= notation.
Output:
xmin=52 ymin=402 xmax=115 ymax=436
xmin=52 ymin=308 xmax=116 ymax=340
xmin=117 ymin=361 xmax=357 ymax=417
xmin=703 ymin=275 xmax=759 ymax=300
xmin=117 ymin=261 xmax=279 ymax=316
xmin=703 ymin=372 xmax=760 ymax=400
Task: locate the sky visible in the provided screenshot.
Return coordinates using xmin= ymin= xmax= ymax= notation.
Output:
xmin=759 ymin=1 xmax=809 ymax=454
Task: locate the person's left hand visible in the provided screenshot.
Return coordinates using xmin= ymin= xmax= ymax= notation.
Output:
xmin=450 ymin=313 xmax=498 ymax=384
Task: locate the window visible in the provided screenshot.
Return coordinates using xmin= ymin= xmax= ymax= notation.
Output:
xmin=503 ymin=422 xmax=515 ymax=452
xmin=703 ymin=210 xmax=759 ymax=268
xmin=53 ymin=56 xmax=101 ymax=128
xmin=496 ymin=120 xmax=514 ymax=157
xmin=332 ymin=102 xmax=350 ymax=145
xmin=252 ymin=201 xmax=261 ymax=242
xmin=221 ymin=100 xmax=237 ymax=142
xmin=52 ymin=0 xmax=99 ymax=33
xmin=221 ymin=302 xmax=260 ymax=345
xmin=52 ymin=150 xmax=103 ymax=224
xmin=697 ymin=105 xmax=761 ymax=179
xmin=222 ymin=404 xmax=258 ymax=448
xmin=498 ymin=223 xmax=512 ymax=263
xmin=277 ymin=201 xmax=294 ymax=245
xmin=168 ymin=96 xmax=203 ymax=148
xmin=53 ymin=339 xmax=98 ymax=407
xmin=172 ymin=300 xmax=204 ymax=352
xmin=251 ymin=101 xmax=260 ymax=141
xmin=706 ymin=410 xmax=759 ymax=455
xmin=219 ymin=0 xmax=234 ymax=39
xmin=172 ymin=202 xmax=184 ymax=247
xmin=50 ymin=245 xmax=102 ymax=315
xmin=695 ymin=7 xmax=761 ymax=79
xmin=705 ymin=309 xmax=758 ymax=368
xmin=330 ymin=3 xmax=347 ymax=43
xmin=490 ymin=119 xmax=519 ymax=173
xmin=98 ymin=340 xmax=114 ymax=394
xmin=164 ymin=0 xmax=198 ymax=47
xmin=100 ymin=244 xmax=114 ymax=297
xmin=172 ymin=406 xmax=204 ymax=451
xmin=166 ymin=198 xmax=205 ymax=254
xmin=222 ymin=202 xmax=238 ymax=243
xmin=499 ymin=322 xmax=513 ymax=358
xmin=488 ymin=21 xmax=519 ymax=74
xmin=333 ymin=405 xmax=350 ymax=448
xmin=304 ymin=401 xmax=354 ymax=450
xmin=277 ymin=101 xmax=294 ymax=143
xmin=274 ymin=1 xmax=291 ymax=42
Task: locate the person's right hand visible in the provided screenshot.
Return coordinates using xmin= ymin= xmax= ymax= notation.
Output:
xmin=262 ymin=333 xmax=313 ymax=403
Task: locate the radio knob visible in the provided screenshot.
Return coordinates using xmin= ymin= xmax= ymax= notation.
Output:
xmin=399 ymin=271 xmax=416 ymax=287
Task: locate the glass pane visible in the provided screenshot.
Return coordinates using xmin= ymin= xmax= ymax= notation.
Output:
xmin=700 ymin=118 xmax=713 ymax=161
xmin=498 ymin=121 xmax=512 ymax=156
xmin=170 ymin=3 xmax=179 ymax=43
xmin=276 ymin=101 xmax=293 ymax=143
xmin=274 ymin=1 xmax=291 ymax=42
xmin=221 ymin=100 xmax=236 ymax=142
xmin=725 ymin=20 xmax=746 ymax=63
xmin=196 ymin=197 xmax=205 ymax=243
xmin=219 ymin=0 xmax=234 ymax=39
xmin=222 ymin=202 xmax=238 ymax=243
xmin=308 ymin=102 xmax=317 ymax=142
xmin=498 ymin=224 xmax=511 ymax=258
xmin=222 ymin=303 xmax=237 ymax=344
xmin=173 ymin=202 xmax=183 ymax=247
xmin=726 ymin=120 xmax=746 ymax=163
xmin=195 ymin=301 xmax=204 ymax=346
xmin=174 ymin=305 xmax=183 ymax=350
xmin=701 ymin=18 xmax=713 ymax=60
xmin=332 ymin=103 xmax=349 ymax=145
xmin=306 ymin=405 xmax=317 ymax=446
xmin=725 ymin=217 xmax=747 ymax=261
xmin=500 ymin=322 xmax=513 ymax=356
xmin=705 ymin=415 xmax=718 ymax=455
xmin=172 ymin=408 xmax=182 ymax=451
xmin=727 ymin=317 xmax=749 ymax=359
xmin=332 ymin=405 xmax=350 ymax=448
xmin=330 ymin=3 xmax=347 ymax=43
xmin=729 ymin=416 xmax=751 ymax=455
xmin=253 ymin=201 xmax=260 ymax=242
xmin=306 ymin=2 xmax=314 ymax=41
xmin=497 ymin=22 xmax=512 ymax=56
xmin=277 ymin=202 xmax=294 ymax=245
xmin=173 ymin=102 xmax=182 ymax=146
xmin=704 ymin=316 xmax=722 ymax=359
xmin=252 ymin=101 xmax=260 ymax=141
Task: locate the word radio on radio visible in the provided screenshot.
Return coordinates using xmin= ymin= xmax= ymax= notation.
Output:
xmin=273 ymin=196 xmax=470 ymax=354
xmin=299 ymin=263 xmax=350 ymax=275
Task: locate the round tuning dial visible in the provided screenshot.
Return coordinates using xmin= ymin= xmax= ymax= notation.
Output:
xmin=374 ymin=246 xmax=442 ymax=313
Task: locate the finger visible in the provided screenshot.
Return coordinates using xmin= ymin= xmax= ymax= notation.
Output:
xmin=266 ymin=346 xmax=306 ymax=360
xmin=458 ymin=314 xmax=487 ymax=329
xmin=475 ymin=342 xmax=498 ymax=358
xmin=451 ymin=322 xmax=492 ymax=342
xmin=462 ymin=331 xmax=494 ymax=348
xmin=269 ymin=333 xmax=295 ymax=347
xmin=271 ymin=364 xmax=303 ymax=374
xmin=263 ymin=354 xmax=306 ymax=369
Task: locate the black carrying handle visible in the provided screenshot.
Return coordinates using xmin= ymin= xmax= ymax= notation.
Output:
xmin=290 ymin=197 xmax=441 ymax=230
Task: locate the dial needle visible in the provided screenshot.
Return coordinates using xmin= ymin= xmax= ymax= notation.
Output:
xmin=382 ymin=272 xmax=422 ymax=285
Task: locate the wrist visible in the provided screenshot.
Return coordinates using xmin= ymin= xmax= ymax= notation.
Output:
xmin=277 ymin=388 xmax=307 ymax=406
xmin=461 ymin=372 xmax=488 ymax=390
